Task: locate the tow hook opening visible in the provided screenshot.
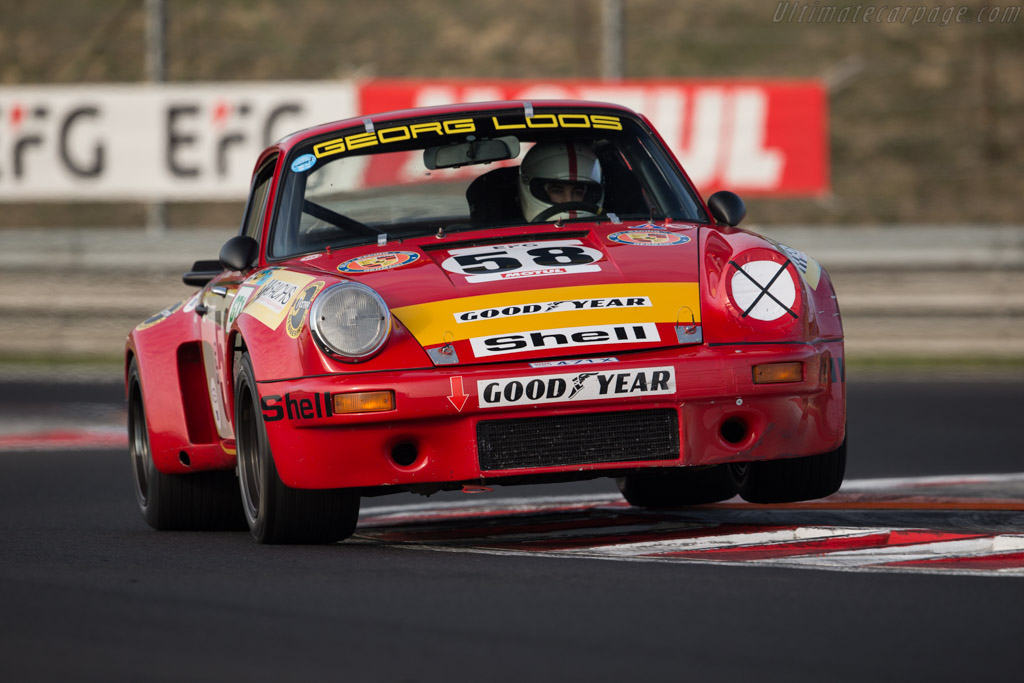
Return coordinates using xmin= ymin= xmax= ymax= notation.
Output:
xmin=720 ymin=416 xmax=749 ymax=445
xmin=390 ymin=442 xmax=419 ymax=468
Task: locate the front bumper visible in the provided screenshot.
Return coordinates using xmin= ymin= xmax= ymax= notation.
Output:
xmin=259 ymin=341 xmax=845 ymax=490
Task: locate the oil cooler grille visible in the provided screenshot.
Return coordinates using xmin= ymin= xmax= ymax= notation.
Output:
xmin=477 ymin=409 xmax=679 ymax=471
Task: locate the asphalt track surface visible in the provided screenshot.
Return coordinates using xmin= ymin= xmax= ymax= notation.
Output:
xmin=2 ymin=379 xmax=1023 ymax=682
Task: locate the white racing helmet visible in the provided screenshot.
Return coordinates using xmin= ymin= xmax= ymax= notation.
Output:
xmin=518 ymin=142 xmax=603 ymax=222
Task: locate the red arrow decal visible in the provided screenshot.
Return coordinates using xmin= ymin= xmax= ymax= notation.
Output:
xmin=447 ymin=376 xmax=468 ymax=412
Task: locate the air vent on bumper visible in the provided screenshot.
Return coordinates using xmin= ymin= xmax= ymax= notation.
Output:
xmin=477 ymin=409 xmax=679 ymax=471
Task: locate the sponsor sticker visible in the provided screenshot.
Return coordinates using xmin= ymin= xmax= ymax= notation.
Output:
xmin=470 ymin=322 xmax=659 ymax=358
xmin=530 ymin=357 xmax=619 ymax=368
xmin=135 ymin=301 xmax=183 ymax=330
xmin=391 ymin=282 xmax=700 ymax=349
xmin=291 ymin=153 xmax=317 ymax=173
xmin=776 ymin=243 xmax=822 ymax=289
xmin=285 ymin=280 xmax=325 ymax=339
xmin=261 ymin=391 xmax=335 ymax=422
xmin=243 ymin=270 xmax=316 ymax=330
xmin=182 ymin=292 xmax=201 ymax=314
xmin=454 ymin=296 xmax=651 ymax=323
xmin=312 ymin=114 xmax=623 ymax=161
xmin=246 ymin=269 xmax=277 ymax=286
xmin=479 ymin=366 xmax=675 ymax=408
xmin=441 ymin=240 xmax=603 ymax=283
xmin=208 ymin=375 xmax=226 ymax=432
xmin=609 ymin=231 xmax=690 ymax=246
xmin=227 ymin=285 xmax=256 ymax=326
xmin=338 ymin=250 xmax=420 ymax=273
xmin=252 ymin=279 xmax=301 ymax=314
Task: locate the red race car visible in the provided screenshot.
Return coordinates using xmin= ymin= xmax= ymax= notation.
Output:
xmin=126 ymin=100 xmax=846 ymax=543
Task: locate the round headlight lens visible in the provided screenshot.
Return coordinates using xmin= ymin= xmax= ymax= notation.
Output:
xmin=310 ymin=283 xmax=391 ymax=360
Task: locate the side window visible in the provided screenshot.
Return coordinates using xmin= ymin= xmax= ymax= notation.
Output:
xmin=241 ymin=161 xmax=275 ymax=240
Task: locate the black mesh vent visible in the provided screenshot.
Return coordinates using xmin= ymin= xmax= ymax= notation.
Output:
xmin=477 ymin=409 xmax=679 ymax=471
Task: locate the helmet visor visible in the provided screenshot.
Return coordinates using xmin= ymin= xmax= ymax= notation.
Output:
xmin=529 ymin=178 xmax=603 ymax=206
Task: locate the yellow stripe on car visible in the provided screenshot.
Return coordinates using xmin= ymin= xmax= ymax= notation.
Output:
xmin=391 ymin=282 xmax=700 ymax=347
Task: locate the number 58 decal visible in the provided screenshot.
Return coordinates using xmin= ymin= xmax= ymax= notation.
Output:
xmin=441 ymin=240 xmax=604 ymax=283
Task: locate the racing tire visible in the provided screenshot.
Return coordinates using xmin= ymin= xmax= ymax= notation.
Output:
xmin=234 ymin=354 xmax=360 ymax=544
xmin=128 ymin=358 xmax=246 ymax=531
xmin=730 ymin=436 xmax=847 ymax=504
xmin=617 ymin=465 xmax=737 ymax=508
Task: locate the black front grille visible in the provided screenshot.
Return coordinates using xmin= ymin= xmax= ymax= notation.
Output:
xmin=477 ymin=409 xmax=679 ymax=471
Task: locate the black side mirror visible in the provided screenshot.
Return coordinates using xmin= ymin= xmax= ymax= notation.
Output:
xmin=182 ymin=260 xmax=224 ymax=287
xmin=219 ymin=235 xmax=259 ymax=272
xmin=707 ymin=191 xmax=747 ymax=227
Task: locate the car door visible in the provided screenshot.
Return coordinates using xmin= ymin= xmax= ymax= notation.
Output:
xmin=199 ymin=157 xmax=276 ymax=440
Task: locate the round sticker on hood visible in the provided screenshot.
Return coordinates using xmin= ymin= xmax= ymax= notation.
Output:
xmin=609 ymin=231 xmax=689 ymax=246
xmin=338 ymin=251 xmax=420 ymax=273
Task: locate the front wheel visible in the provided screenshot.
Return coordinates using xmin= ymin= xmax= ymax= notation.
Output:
xmin=234 ymin=354 xmax=360 ymax=544
xmin=730 ymin=437 xmax=847 ymax=504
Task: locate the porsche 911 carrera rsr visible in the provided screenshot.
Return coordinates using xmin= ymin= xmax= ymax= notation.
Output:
xmin=126 ymin=100 xmax=846 ymax=543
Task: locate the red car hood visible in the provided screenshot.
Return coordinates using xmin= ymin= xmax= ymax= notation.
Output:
xmin=302 ymin=221 xmax=703 ymax=365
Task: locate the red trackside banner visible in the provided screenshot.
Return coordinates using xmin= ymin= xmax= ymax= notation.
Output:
xmin=358 ymin=79 xmax=828 ymax=197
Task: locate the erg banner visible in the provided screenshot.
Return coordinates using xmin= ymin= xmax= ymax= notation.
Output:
xmin=0 ymin=82 xmax=355 ymax=201
xmin=359 ymin=79 xmax=828 ymax=196
xmin=0 ymin=79 xmax=827 ymax=201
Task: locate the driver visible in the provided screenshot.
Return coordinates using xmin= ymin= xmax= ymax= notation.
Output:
xmin=518 ymin=142 xmax=604 ymax=222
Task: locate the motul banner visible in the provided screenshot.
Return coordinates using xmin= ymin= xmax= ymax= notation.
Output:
xmin=359 ymin=79 xmax=828 ymax=196
xmin=0 ymin=79 xmax=826 ymax=201
xmin=0 ymin=82 xmax=355 ymax=201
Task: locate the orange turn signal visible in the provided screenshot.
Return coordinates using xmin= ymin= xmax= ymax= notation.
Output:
xmin=332 ymin=390 xmax=395 ymax=414
xmin=752 ymin=362 xmax=803 ymax=384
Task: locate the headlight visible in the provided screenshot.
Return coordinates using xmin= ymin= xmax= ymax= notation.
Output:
xmin=310 ymin=283 xmax=391 ymax=360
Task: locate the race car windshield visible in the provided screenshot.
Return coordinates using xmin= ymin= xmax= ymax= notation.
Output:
xmin=269 ymin=109 xmax=708 ymax=259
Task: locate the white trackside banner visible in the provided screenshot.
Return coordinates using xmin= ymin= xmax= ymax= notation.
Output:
xmin=1 ymin=79 xmax=827 ymax=201
xmin=0 ymin=82 xmax=356 ymax=201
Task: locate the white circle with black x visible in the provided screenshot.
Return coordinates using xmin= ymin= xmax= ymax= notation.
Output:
xmin=729 ymin=260 xmax=798 ymax=321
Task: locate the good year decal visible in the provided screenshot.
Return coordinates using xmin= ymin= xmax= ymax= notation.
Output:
xmin=454 ymin=295 xmax=651 ymax=323
xmin=479 ymin=366 xmax=675 ymax=408
xmin=441 ymin=240 xmax=603 ymax=283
